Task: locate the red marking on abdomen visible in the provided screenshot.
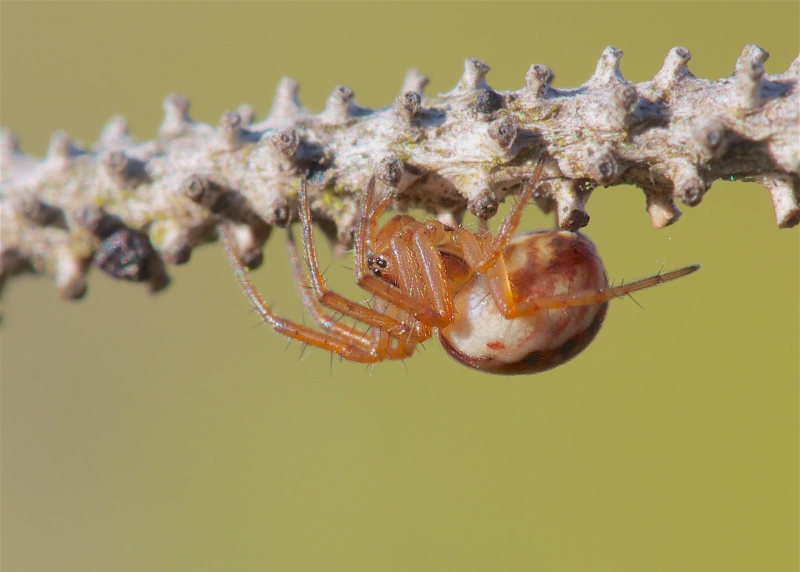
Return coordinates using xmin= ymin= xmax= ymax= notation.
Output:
xmin=487 ymin=341 xmax=505 ymax=350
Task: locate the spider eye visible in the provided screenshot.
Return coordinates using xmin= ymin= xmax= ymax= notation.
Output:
xmin=376 ymin=256 xmax=387 ymax=268
xmin=367 ymin=255 xmax=375 ymax=266
xmin=372 ymin=267 xmax=382 ymax=277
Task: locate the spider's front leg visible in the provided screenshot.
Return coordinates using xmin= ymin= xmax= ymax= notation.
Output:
xmin=353 ymin=176 xmax=462 ymax=330
xmin=222 ymin=229 xmax=391 ymax=363
xmin=285 ymin=229 xmax=417 ymax=360
xmin=296 ymin=177 xmax=426 ymax=342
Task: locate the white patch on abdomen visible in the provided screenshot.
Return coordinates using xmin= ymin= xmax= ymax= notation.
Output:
xmin=441 ymin=274 xmax=600 ymax=365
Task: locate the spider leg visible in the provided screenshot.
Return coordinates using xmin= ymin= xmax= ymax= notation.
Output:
xmin=296 ymin=177 xmax=426 ymax=341
xmin=457 ymin=156 xmax=546 ymax=273
xmin=285 ymin=228 xmax=373 ymax=348
xmin=406 ymin=230 xmax=455 ymax=328
xmin=289 ymin=200 xmax=423 ymax=360
xmin=456 ymin=229 xmax=518 ymax=317
xmin=352 ymin=180 xmax=443 ymax=320
xmin=446 ymin=158 xmax=545 ymax=315
xmin=503 ymin=264 xmax=700 ymax=319
xmin=350 ymin=178 xmax=457 ymax=330
xmin=373 ymin=232 xmax=452 ymax=329
xmin=412 ymin=231 xmax=454 ymax=322
xmin=223 ymin=230 xmax=389 ymax=363
xmin=287 ymin=228 xmax=419 ymax=360
xmin=375 ymin=301 xmax=419 ymax=360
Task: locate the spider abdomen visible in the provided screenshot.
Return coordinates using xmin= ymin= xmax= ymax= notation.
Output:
xmin=439 ymin=231 xmax=608 ymax=374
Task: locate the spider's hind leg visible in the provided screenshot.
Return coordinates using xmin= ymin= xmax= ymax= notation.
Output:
xmin=507 ymin=264 xmax=700 ymax=319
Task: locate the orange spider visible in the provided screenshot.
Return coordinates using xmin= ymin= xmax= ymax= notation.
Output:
xmin=223 ymin=158 xmax=699 ymax=374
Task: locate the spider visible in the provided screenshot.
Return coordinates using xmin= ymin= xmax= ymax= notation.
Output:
xmin=223 ymin=158 xmax=699 ymax=374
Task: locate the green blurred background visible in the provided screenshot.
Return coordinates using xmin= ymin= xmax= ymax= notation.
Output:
xmin=2 ymin=2 xmax=798 ymax=570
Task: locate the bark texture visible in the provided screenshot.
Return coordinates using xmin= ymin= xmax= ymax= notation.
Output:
xmin=1 ymin=45 xmax=797 ymax=303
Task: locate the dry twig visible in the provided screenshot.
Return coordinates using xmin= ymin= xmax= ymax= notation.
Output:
xmin=1 ymin=45 xmax=797 ymax=303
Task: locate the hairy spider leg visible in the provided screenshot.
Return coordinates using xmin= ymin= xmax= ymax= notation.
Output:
xmin=353 ymin=178 xmax=459 ymax=329
xmin=450 ymin=157 xmax=697 ymax=321
xmin=352 ymin=178 xmax=452 ymax=327
xmin=376 ymin=302 xmax=420 ymax=360
xmin=285 ymin=229 xmax=417 ymax=360
xmin=296 ymin=177 xmax=427 ymax=342
xmin=502 ymin=264 xmax=700 ymax=319
xmin=296 ymin=175 xmax=450 ymax=340
xmin=454 ymin=156 xmax=547 ymax=317
xmin=222 ymin=229 xmax=388 ymax=363
xmin=456 ymin=156 xmax=547 ymax=274
xmin=285 ymin=229 xmax=373 ymax=348
xmin=382 ymin=229 xmax=454 ymax=329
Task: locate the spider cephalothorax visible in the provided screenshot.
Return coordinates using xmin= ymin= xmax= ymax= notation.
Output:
xmin=224 ymin=157 xmax=698 ymax=374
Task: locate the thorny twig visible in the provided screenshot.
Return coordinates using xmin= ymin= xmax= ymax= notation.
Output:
xmin=1 ymin=45 xmax=797 ymax=305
